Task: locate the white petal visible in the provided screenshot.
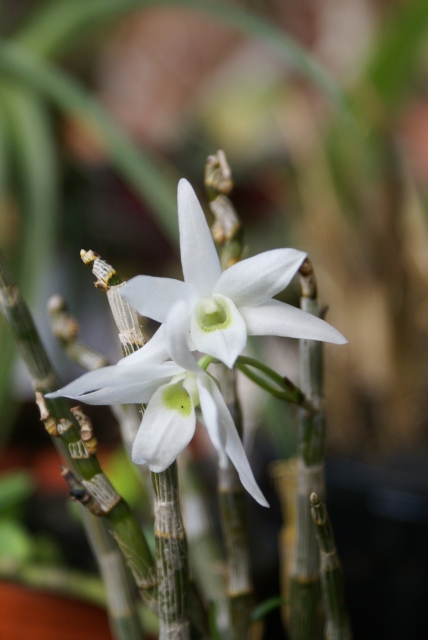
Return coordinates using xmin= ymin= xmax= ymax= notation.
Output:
xmin=118 ymin=326 xmax=169 ymax=366
xmin=178 ymin=179 xmax=221 ymax=296
xmin=120 ymin=276 xmax=195 ymax=323
xmin=190 ymin=294 xmax=247 ymax=368
xmin=213 ymin=248 xmax=306 ymax=307
xmin=165 ymin=299 xmax=201 ymax=374
xmin=68 ymin=379 xmax=167 ymax=405
xmin=196 ymin=374 xmax=227 ymax=468
xmin=208 ymin=377 xmax=269 ymax=507
xmin=46 ymin=361 xmax=183 ymax=400
xmin=132 ymin=381 xmax=196 ymax=471
xmin=240 ymin=300 xmax=347 ymax=344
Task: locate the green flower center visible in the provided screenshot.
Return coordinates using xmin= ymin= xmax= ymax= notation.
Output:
xmin=162 ymin=382 xmax=192 ymax=416
xmin=196 ymin=296 xmax=230 ymax=331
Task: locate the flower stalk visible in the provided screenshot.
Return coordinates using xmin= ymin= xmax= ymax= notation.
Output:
xmin=310 ymin=493 xmax=352 ymax=640
xmin=288 ymin=258 xmax=325 ymax=640
xmin=0 ymin=251 xmax=155 ymax=630
xmin=81 ymin=250 xmax=194 ymax=640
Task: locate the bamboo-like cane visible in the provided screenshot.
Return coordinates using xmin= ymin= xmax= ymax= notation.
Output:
xmin=0 ymin=252 xmax=157 ymax=620
xmin=269 ymin=459 xmax=298 ymax=629
xmin=81 ymin=250 xmax=196 ymax=640
xmin=61 ymin=466 xmax=143 ymax=640
xmin=180 ymin=455 xmax=230 ymax=637
xmin=310 ymin=494 xmax=352 ymax=640
xmin=216 ymin=366 xmax=253 ymax=640
xmin=288 ymin=258 xmax=325 ymax=640
xmin=47 ymin=293 xmax=154 ymax=506
xmin=205 ymin=151 xmax=254 ymax=640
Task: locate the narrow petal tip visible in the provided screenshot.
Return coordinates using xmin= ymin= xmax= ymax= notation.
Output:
xmin=257 ymin=495 xmax=270 ymax=508
xmin=329 ymin=328 xmax=348 ymax=345
xmin=45 ymin=390 xmax=61 ymax=399
xmin=177 ymin=177 xmax=192 ymax=193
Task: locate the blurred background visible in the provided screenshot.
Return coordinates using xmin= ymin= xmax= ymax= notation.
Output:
xmin=1 ymin=0 xmax=428 ymax=638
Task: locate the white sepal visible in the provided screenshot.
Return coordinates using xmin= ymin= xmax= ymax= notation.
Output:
xmin=46 ymin=361 xmax=183 ymax=401
xmin=70 ymin=378 xmax=169 ymax=405
xmin=196 ymin=374 xmax=227 ymax=469
xmin=165 ymin=298 xmax=201 ymax=374
xmin=178 ymin=179 xmax=221 ymax=296
xmin=208 ymin=378 xmax=269 ymax=507
xmin=213 ymin=248 xmax=306 ymax=307
xmin=240 ymin=300 xmax=348 ymax=344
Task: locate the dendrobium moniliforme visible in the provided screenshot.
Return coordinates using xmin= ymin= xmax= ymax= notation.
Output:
xmin=46 ymin=325 xmax=269 ymax=507
xmin=120 ymin=179 xmax=347 ymax=368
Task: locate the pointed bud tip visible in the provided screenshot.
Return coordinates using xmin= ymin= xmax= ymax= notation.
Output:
xmin=80 ymin=249 xmax=99 ymax=265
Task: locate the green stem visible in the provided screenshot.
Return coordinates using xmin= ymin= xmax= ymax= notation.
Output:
xmin=234 ymin=357 xmax=315 ymax=413
xmin=310 ymin=494 xmax=352 ymax=640
xmin=198 ymin=355 xmax=218 ymax=371
xmin=237 ymin=355 xmax=288 ymax=389
xmin=234 ymin=362 xmax=294 ymax=403
xmin=0 ymin=251 xmax=157 ymax=618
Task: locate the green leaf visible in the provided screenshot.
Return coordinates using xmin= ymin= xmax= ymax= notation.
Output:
xmin=251 ymin=596 xmax=287 ymax=623
xmin=0 ymin=470 xmax=35 ymax=514
xmin=0 ymin=519 xmax=34 ymax=563
xmin=0 ymin=38 xmax=179 ymax=244
xmin=0 ymin=82 xmax=59 ymax=302
xmin=366 ymin=0 xmax=428 ymax=109
xmin=208 ymin=601 xmax=224 ymax=640
xmin=0 ymin=99 xmax=18 ymax=447
xmin=104 ymin=446 xmax=148 ymax=509
xmin=17 ymin=0 xmax=347 ymax=110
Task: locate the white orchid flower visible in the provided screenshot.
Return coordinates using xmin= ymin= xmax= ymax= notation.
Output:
xmin=120 ymin=179 xmax=347 ymax=368
xmin=46 ymin=322 xmax=268 ymax=507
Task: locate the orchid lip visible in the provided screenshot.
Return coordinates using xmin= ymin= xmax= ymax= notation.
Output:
xmin=161 ymin=381 xmax=192 ymax=416
xmin=196 ymin=296 xmax=231 ymax=332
